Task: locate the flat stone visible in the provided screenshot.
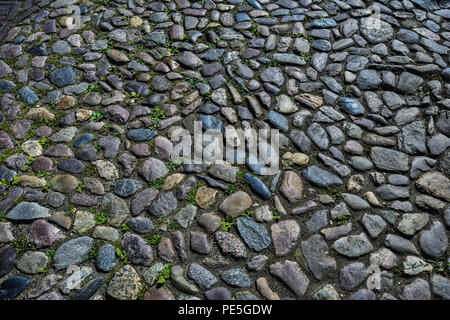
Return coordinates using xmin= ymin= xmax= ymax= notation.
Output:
xmin=50 ymin=66 xmax=76 ymax=87
xmin=370 ymin=147 xmax=410 ymax=172
xmin=416 ymin=172 xmax=450 ymax=202
xmin=53 ymin=237 xmax=93 ymax=270
xmin=431 ymin=275 xmax=450 ymax=300
xmin=96 ymin=244 xmax=118 ymax=272
xmin=51 ymin=174 xmax=78 ymax=193
xmin=107 ymin=265 xmax=142 ymax=300
xmin=195 ymin=186 xmax=218 ymax=208
xmin=403 ymin=256 xmax=433 ymax=275
xmin=275 ymin=95 xmax=298 ymax=114
xmin=397 ymin=72 xmax=423 ymax=94
xmin=219 ymin=191 xmax=252 ymax=218
xmin=272 ymin=220 xmax=300 ymax=257
xmin=101 ymin=193 xmax=129 ymax=227
xmin=187 ymin=263 xmax=218 ymax=290
xmin=269 ymin=260 xmax=309 ymax=298
xmin=302 ymin=166 xmax=343 ymax=187
xmin=236 ymin=216 xmax=271 ymax=252
xmin=139 ymin=158 xmax=169 ymax=182
xmin=114 ymin=179 xmax=143 ymax=198
xmin=301 ymin=234 xmax=336 ymax=280
xmin=215 ymin=231 xmax=247 ymax=259
xmin=419 ymin=220 xmax=448 ymax=259
xmin=398 ymin=213 xmax=429 ymax=236
xmin=360 ymin=17 xmax=394 ymax=43
xmin=121 ymin=233 xmax=153 ymax=266
xmin=0 ymin=276 xmax=30 ymax=300
xmin=7 ymin=202 xmax=50 ymax=221
xmin=28 ymin=219 xmax=64 ymax=248
xmin=401 ymin=278 xmax=431 ymax=300
xmin=148 ymin=192 xmax=178 ymax=218
xmin=332 ymin=233 xmax=373 ymax=258
xmin=217 ymin=265 xmax=251 ymax=289
xmin=339 ymin=262 xmax=367 ymax=291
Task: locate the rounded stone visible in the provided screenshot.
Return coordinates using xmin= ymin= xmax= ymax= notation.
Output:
xmin=17 ymin=251 xmax=49 ymax=274
xmin=51 ymin=174 xmax=79 ymax=194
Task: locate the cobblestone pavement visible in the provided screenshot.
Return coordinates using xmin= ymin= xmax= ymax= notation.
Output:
xmin=0 ymin=0 xmax=449 ymax=301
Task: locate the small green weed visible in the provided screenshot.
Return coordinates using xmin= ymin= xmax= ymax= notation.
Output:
xmin=220 ymin=215 xmax=236 ymax=231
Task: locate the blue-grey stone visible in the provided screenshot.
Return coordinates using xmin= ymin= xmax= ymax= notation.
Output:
xmin=236 ymin=216 xmax=271 ymax=252
xmin=311 ymin=39 xmax=331 ymax=52
xmin=57 ymin=159 xmax=84 ymax=173
xmin=273 ymin=53 xmax=307 ymax=65
xmin=243 ymin=173 xmax=271 ymax=200
xmin=0 ymin=80 xmax=15 ymax=92
xmin=247 ymin=0 xmax=263 ymax=9
xmin=245 ymin=155 xmax=269 ymax=176
xmin=73 ymin=133 xmax=94 ymax=148
xmin=126 ymin=129 xmax=157 ymax=141
xmin=349 ymin=289 xmax=376 ymax=300
xmin=236 ymin=13 xmax=250 ymax=22
xmin=17 ymin=87 xmax=38 ymax=104
xmin=398 ymin=121 xmax=426 ymax=155
xmin=125 ymin=81 xmax=149 ymax=95
xmin=146 ymin=94 xmax=168 ymax=106
xmin=307 ymin=18 xmax=337 ymax=28
xmin=27 ymin=44 xmax=49 ymax=55
xmin=148 ymin=191 xmax=178 ymax=218
xmin=338 ymin=97 xmax=365 ymax=116
xmin=320 ymin=76 xmax=342 ymax=93
xmin=302 ymin=166 xmax=343 ymax=187
xmin=73 ymin=277 xmax=104 ymax=300
xmin=350 ymin=156 xmax=373 ymax=171
xmin=306 ymin=210 xmax=329 ymax=233
xmin=54 ymin=236 xmax=93 ymax=270
xmin=126 ymin=217 xmax=154 ymax=234
xmin=267 ymin=111 xmax=289 ymax=132
xmin=201 ymin=49 xmax=224 ymax=61
xmin=0 ymin=246 xmax=16 ymax=278
xmin=0 ymin=276 xmax=30 ymax=300
xmin=50 ymin=66 xmax=76 ymax=87
xmin=0 ymin=166 xmax=16 ymax=183
xmin=356 ymin=69 xmax=381 ymax=90
xmin=188 ymin=263 xmax=218 ymax=290
xmin=96 ymin=244 xmax=118 ymax=272
xmin=342 ymin=193 xmax=371 ymax=209
xmin=220 ymin=268 xmax=252 ymax=288
xmin=6 ymin=202 xmax=50 ymax=221
xmin=199 ymin=115 xmax=222 ymax=131
xmin=198 ymin=103 xmax=220 ymax=114
xmin=419 ymin=220 xmax=448 ymax=260
xmin=204 ymin=287 xmax=232 ymax=300
xmin=307 ymin=123 xmax=329 ymax=150
xmin=375 ymin=185 xmax=409 ymax=200
xmin=397 ymin=29 xmax=419 ymax=43
xmin=114 ymin=179 xmax=143 ymax=197
xmin=346 ymin=55 xmax=369 ymax=72
xmin=146 ymin=30 xmax=166 ymax=45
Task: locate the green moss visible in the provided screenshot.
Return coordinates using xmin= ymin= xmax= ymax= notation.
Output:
xmin=94 ymin=212 xmax=108 ymax=225
xmin=45 ymin=249 xmax=55 ymax=261
xmin=149 ymin=177 xmax=165 ymax=190
xmin=144 ymin=234 xmax=161 ymax=247
xmin=11 ymin=237 xmax=32 ymax=254
xmin=225 ymin=184 xmax=235 ymax=195
xmin=167 ymin=220 xmax=179 ymax=232
xmin=220 ymin=215 xmax=236 ymax=232
xmin=155 ymin=263 xmax=171 ymax=287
